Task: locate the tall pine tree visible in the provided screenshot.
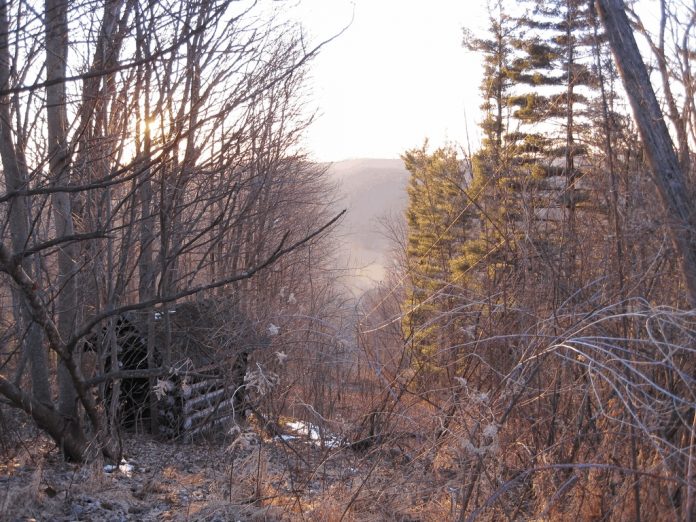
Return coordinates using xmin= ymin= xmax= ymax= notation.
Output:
xmin=506 ymin=0 xmax=600 ymax=307
xmin=457 ymin=0 xmax=519 ymax=295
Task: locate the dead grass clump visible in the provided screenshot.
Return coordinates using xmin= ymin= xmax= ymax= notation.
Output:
xmin=1 ymin=461 xmax=43 ymax=518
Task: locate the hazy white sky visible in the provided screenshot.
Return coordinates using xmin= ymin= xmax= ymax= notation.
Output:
xmin=287 ymin=1 xmax=489 ymax=161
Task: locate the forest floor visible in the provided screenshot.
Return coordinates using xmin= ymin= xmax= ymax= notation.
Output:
xmin=0 ymin=408 xmax=455 ymax=521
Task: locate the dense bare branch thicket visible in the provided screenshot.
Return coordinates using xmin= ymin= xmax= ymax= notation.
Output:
xmin=0 ymin=0 xmax=342 ymax=462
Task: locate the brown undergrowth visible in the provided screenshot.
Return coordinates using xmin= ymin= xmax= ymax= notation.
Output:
xmin=0 ymin=406 xmax=464 ymax=521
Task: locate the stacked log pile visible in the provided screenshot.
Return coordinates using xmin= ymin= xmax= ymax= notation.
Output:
xmin=156 ymin=361 xmax=243 ymax=440
xmin=153 ymin=299 xmax=260 ymax=440
xmin=90 ymin=298 xmax=263 ymax=439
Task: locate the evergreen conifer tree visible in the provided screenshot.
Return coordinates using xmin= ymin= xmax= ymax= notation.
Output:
xmin=401 ymin=145 xmax=469 ymax=376
xmin=505 ymin=0 xmax=600 ymax=304
xmin=456 ymin=0 xmax=519 ymax=296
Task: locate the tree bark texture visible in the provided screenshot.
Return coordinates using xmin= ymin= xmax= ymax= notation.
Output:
xmin=45 ymin=0 xmax=81 ymax=429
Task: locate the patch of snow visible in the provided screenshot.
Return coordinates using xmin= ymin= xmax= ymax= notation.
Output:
xmin=285 ymin=420 xmax=343 ymax=448
xmin=268 ymin=323 xmax=280 ymax=336
xmin=103 ymin=459 xmax=134 ymax=477
xmin=323 ymin=437 xmax=343 ymax=448
xmin=287 ymin=420 xmax=317 ymax=439
xmin=119 ymin=461 xmax=134 ymax=477
xmin=154 ymin=310 xmax=176 ymax=320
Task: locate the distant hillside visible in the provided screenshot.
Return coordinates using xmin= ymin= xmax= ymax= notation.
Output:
xmin=327 ymin=159 xmax=409 ymax=293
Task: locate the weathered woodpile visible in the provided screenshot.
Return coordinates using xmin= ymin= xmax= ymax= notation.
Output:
xmin=156 ymin=361 xmax=241 ymax=440
xmin=89 ymin=298 xmax=264 ymax=440
xmin=153 ymin=299 xmax=262 ymax=440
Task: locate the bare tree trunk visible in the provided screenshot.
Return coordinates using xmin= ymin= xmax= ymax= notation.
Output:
xmin=595 ymin=0 xmax=696 ymax=308
xmin=135 ymin=6 xmax=158 ymax=430
xmin=0 ymin=0 xmax=51 ymax=405
xmin=0 ymin=375 xmax=87 ymax=459
xmin=45 ymin=0 xmax=80 ymax=436
xmin=597 ymin=2 xmax=696 ymax=518
xmin=0 ymin=242 xmax=119 ymax=462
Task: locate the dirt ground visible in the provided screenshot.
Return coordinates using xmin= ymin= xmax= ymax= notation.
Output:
xmin=0 ymin=413 xmax=439 ymax=521
xmin=2 ymin=430 xmax=261 ymax=521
